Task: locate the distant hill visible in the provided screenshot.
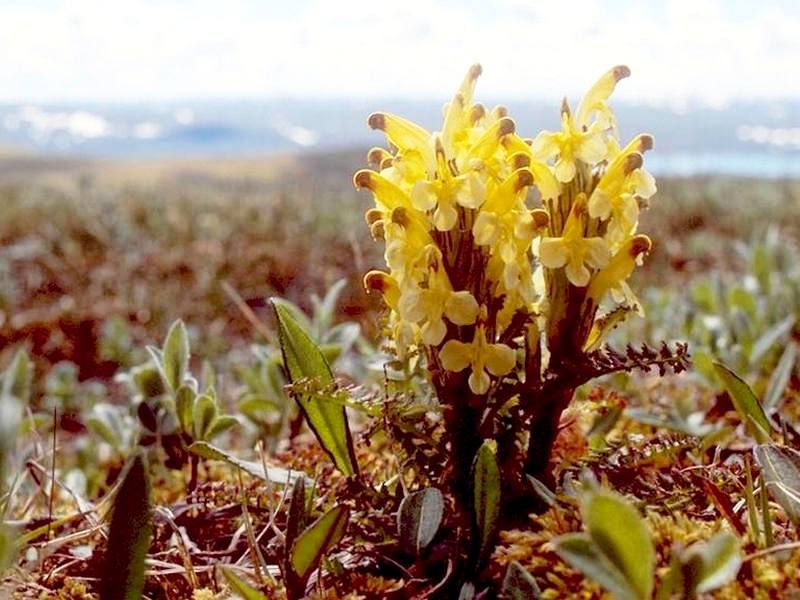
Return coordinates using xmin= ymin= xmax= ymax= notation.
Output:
xmin=0 ymin=99 xmax=798 ymax=176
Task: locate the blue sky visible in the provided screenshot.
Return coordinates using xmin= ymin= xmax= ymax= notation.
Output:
xmin=1 ymin=0 xmax=798 ymax=103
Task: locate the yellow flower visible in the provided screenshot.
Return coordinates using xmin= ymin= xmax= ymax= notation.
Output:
xmin=588 ymin=134 xmax=656 ymax=244
xmin=538 ymin=196 xmax=610 ymax=287
xmin=531 ymin=65 xmax=631 ymax=183
xmin=439 ymin=321 xmax=516 ymax=395
xmin=398 ymin=250 xmax=479 ymax=345
xmin=587 ymin=234 xmax=652 ymax=307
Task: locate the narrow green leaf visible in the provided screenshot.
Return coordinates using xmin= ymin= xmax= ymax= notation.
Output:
xmin=763 ymin=343 xmax=797 ymax=411
xmin=583 ymin=490 xmax=654 ymax=600
xmin=188 ymin=441 xmax=307 ymax=486
xmin=285 ymin=476 xmax=307 ymax=551
xmin=553 ymin=533 xmax=639 ymax=600
xmin=221 ymin=567 xmax=269 ymax=600
xmin=501 ymin=561 xmax=542 ymax=599
xmin=100 ymin=454 xmax=152 ymax=600
xmin=397 ymin=488 xmax=444 ymax=556
xmin=175 ymin=384 xmax=196 ymax=434
xmin=713 ymin=362 xmax=773 ymax=441
xmin=457 ymin=582 xmax=476 ymax=600
xmin=290 ymin=504 xmax=349 ymax=580
xmin=754 ymin=444 xmax=800 ymax=524
xmin=162 ymin=319 xmax=190 ymax=391
xmin=271 ymin=298 xmax=357 ymax=476
xmin=472 ymin=442 xmax=501 ymax=563
xmin=750 ymin=316 xmax=795 ymax=368
xmin=1 ymin=349 xmax=31 ymax=403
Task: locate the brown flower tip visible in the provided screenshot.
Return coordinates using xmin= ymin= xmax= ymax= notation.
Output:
xmin=468 ymin=64 xmax=483 ymax=81
xmin=367 ymin=147 xmax=390 ymax=166
xmin=623 ymin=152 xmax=644 ymax=174
xmin=638 ymin=134 xmax=655 ymax=153
xmin=514 ymin=168 xmax=534 ymax=192
xmin=364 ymin=208 xmax=383 ymax=226
xmin=391 ymin=206 xmax=410 ymax=227
xmin=367 ymin=112 xmax=387 ymax=131
xmin=370 ymin=220 xmax=385 ymax=240
xmin=612 ymin=65 xmax=631 ymax=82
xmin=510 ymin=152 xmax=531 ymax=170
xmin=492 ymin=105 xmax=509 ymax=119
xmin=469 ymin=104 xmax=486 ymax=124
xmin=561 ymin=97 xmax=571 ymax=116
xmin=363 ymin=270 xmax=390 ymax=293
xmin=353 ymin=169 xmax=374 ymax=190
xmin=531 ymin=209 xmax=550 ymax=229
xmin=496 ymin=116 xmax=516 ymax=138
xmin=630 ymin=234 xmax=652 ymax=257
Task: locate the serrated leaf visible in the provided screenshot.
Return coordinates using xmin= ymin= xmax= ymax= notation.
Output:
xmin=750 ymin=316 xmax=795 ymax=368
xmin=162 ymin=320 xmax=190 ymax=391
xmin=713 ymin=362 xmax=772 ymax=442
xmin=397 ymin=488 xmax=444 ymax=556
xmin=554 ymin=533 xmax=639 ymax=600
xmin=271 ymin=298 xmax=357 ymax=476
xmin=763 ymin=343 xmax=797 ymax=411
xmin=502 ymin=560 xmax=541 ymax=599
xmin=221 ymin=567 xmax=268 ymax=600
xmin=581 ymin=490 xmax=654 ymax=600
xmin=290 ymin=504 xmax=349 ymax=580
xmin=472 ymin=442 xmax=501 ymax=563
xmin=754 ymin=444 xmax=800 ymax=524
xmin=188 ymin=441 xmax=307 ymax=486
xmin=100 ymin=454 xmax=152 ymax=600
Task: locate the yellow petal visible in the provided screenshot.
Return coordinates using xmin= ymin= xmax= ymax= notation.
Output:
xmin=584 ymin=237 xmax=611 ymax=269
xmin=368 ymin=112 xmax=431 ymax=153
xmin=445 ymin=291 xmax=479 ymax=325
xmin=434 ymin=202 xmax=458 ymax=232
xmin=421 ymin=318 xmax=447 ymax=346
xmin=565 ymin=256 xmax=591 ymax=287
xmin=485 ymin=343 xmax=516 ymax=376
xmin=468 ymin=369 xmax=491 ymax=395
xmin=538 ymin=238 xmax=569 ymax=268
xmin=439 ymin=340 xmax=472 ymax=372
xmin=575 ymin=65 xmax=630 ymax=129
xmin=473 ymin=211 xmax=499 ymax=246
xmin=353 ymin=170 xmax=412 ymax=211
xmin=531 ymin=131 xmax=559 ymax=159
xmin=411 ymin=181 xmax=437 ymax=211
xmin=553 ymin=157 xmax=576 ymax=183
xmin=576 ymin=133 xmax=608 ymax=165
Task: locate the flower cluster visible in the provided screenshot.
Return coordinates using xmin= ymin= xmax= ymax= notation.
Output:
xmin=357 ymin=65 xmax=654 ymax=395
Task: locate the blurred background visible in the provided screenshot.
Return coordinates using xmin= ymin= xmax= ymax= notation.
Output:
xmin=0 ymin=0 xmax=799 ymax=377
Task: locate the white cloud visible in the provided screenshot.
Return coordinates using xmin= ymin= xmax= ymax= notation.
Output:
xmin=0 ymin=0 xmax=798 ymax=102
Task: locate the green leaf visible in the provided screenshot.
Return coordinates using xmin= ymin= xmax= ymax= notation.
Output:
xmin=192 ymin=393 xmax=218 ymax=440
xmin=574 ymin=489 xmax=654 ymax=600
xmin=763 ymin=343 xmax=797 ymax=411
xmin=397 ymin=488 xmax=444 ymax=556
xmin=472 ymin=442 xmax=501 ymax=564
xmin=685 ymin=531 xmax=742 ymax=594
xmin=162 ymin=319 xmax=190 ymax=391
xmin=750 ymin=316 xmax=795 ymax=368
xmin=271 ymin=298 xmax=358 ymax=476
xmin=554 ymin=533 xmax=640 ymax=600
xmin=290 ymin=504 xmax=349 ymax=580
xmin=753 ymin=444 xmax=800 ymax=524
xmin=205 ymin=415 xmax=239 ymax=440
xmin=188 ymin=441 xmax=307 ymax=486
xmin=175 ymin=384 xmax=196 ymax=434
xmin=100 ymin=453 xmax=152 ymax=600
xmin=501 ymin=560 xmax=542 ymax=599
xmin=221 ymin=567 xmax=268 ymax=600
xmin=713 ymin=362 xmax=773 ymax=442
xmin=285 ymin=476 xmax=308 ymax=551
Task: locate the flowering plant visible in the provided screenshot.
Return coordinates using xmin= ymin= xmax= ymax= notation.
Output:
xmin=357 ymin=65 xmax=687 ymax=508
